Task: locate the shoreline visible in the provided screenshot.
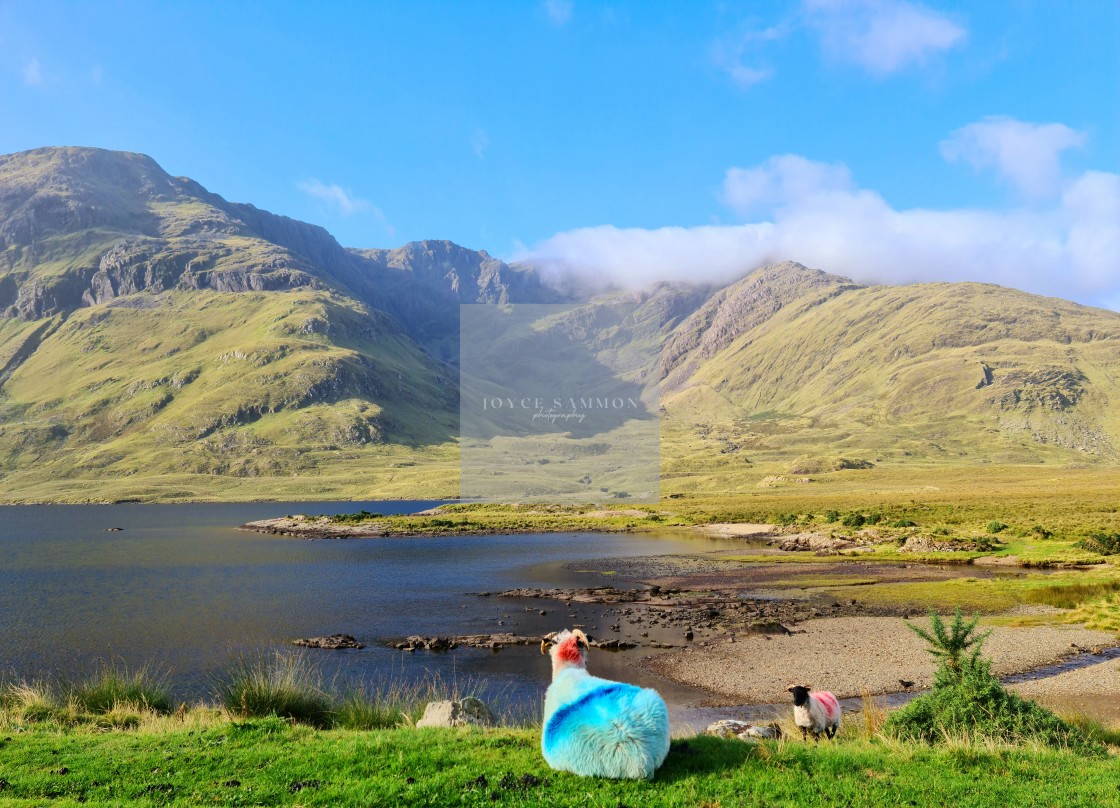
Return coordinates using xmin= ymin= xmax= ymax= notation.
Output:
xmin=237 ymin=513 xmax=659 ymax=539
xmin=248 ymin=512 xmax=1120 ymax=722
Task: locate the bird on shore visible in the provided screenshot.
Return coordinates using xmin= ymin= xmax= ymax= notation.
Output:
xmin=899 ymin=679 xmax=915 ymax=690
xmin=540 ymin=629 xmax=670 ymax=780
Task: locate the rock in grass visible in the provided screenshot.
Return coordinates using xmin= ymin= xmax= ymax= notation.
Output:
xmin=705 ymin=720 xmax=783 ymax=740
xmin=416 ymin=697 xmax=494 ymax=728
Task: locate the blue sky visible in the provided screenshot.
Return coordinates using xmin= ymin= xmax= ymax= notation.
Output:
xmin=2 ymin=1 xmax=1118 ymax=308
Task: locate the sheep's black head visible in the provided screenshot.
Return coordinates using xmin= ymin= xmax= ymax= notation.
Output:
xmin=786 ymin=685 xmax=811 ymax=706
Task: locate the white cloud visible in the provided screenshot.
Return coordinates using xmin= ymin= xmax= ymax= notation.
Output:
xmin=543 ymin=0 xmax=573 ymax=26
xmin=472 ymin=128 xmax=490 ymax=160
xmin=725 ymin=64 xmax=774 ymax=88
xmin=723 ymin=155 xmax=852 ymax=217
xmin=712 ymin=21 xmax=787 ymax=88
xmin=520 ymin=154 xmax=1120 ymax=311
xmin=297 ymin=178 xmax=395 ymax=237
xmin=372 ymin=207 xmax=396 ymax=239
xmin=297 ymin=179 xmax=371 ymax=217
xmin=23 ymin=58 xmax=42 ymax=86
xmin=803 ymin=0 xmax=966 ymax=76
xmin=940 ymin=116 xmax=1087 ymax=200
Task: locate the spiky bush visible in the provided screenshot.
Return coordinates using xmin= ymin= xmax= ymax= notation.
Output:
xmin=885 ymin=609 xmax=1104 ymax=755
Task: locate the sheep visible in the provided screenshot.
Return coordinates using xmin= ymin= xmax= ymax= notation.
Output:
xmin=787 ymin=684 xmax=841 ymax=741
xmin=540 ymin=629 xmax=671 ymax=780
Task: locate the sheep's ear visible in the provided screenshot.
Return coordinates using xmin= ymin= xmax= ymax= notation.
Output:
xmin=540 ymin=640 xmax=553 ymax=655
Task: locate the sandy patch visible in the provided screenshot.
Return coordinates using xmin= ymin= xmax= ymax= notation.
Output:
xmin=585 ymin=509 xmax=651 ymax=518
xmin=696 ymin=523 xmax=776 ymax=537
xmin=642 ymin=616 xmax=1116 ymax=705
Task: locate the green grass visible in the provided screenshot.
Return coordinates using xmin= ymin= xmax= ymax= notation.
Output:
xmin=0 ymin=722 xmax=1117 ymax=807
xmin=812 ymin=571 xmax=1120 ymax=616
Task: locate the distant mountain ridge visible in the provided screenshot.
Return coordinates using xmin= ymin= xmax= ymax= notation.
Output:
xmin=0 ymin=147 xmax=556 ymax=358
xmin=1 ymin=146 xmax=1118 ymax=502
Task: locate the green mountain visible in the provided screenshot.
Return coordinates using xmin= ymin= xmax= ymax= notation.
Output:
xmin=1 ymin=147 xmax=1118 ymax=502
xmin=659 ymin=262 xmax=1120 ymax=491
xmin=0 ymin=147 xmax=549 ymax=501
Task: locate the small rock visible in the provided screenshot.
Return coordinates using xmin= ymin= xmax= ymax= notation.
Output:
xmin=416 ymin=697 xmax=494 ymax=728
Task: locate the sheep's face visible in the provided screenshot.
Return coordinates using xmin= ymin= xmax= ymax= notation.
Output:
xmin=542 ymin=629 xmax=588 ymax=674
xmin=787 ymin=685 xmax=811 ymax=706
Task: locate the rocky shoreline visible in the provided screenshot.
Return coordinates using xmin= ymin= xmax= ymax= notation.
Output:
xmin=242 ymin=515 xmax=388 ymax=539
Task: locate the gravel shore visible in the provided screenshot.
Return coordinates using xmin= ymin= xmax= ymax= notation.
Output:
xmin=1009 ymin=657 xmax=1120 ymax=722
xmin=641 ymin=616 xmax=1117 ymax=706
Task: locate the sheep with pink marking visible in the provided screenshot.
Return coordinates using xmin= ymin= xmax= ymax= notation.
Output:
xmin=787 ymin=685 xmax=841 ymax=741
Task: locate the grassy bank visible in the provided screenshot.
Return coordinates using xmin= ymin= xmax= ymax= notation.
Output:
xmin=1 ymin=720 xmax=1118 ymax=807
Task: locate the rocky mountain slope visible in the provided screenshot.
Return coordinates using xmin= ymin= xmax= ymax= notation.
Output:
xmin=0 ymin=147 xmax=540 ymax=500
xmin=1 ymin=146 xmax=1118 ymax=502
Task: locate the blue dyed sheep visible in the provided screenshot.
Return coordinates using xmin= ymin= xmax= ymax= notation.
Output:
xmin=540 ymin=629 xmax=670 ymax=780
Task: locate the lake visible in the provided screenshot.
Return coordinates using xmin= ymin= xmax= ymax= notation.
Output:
xmin=0 ymin=501 xmax=741 ymax=713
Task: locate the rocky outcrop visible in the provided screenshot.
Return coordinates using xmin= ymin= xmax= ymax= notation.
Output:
xmin=899 ymin=535 xmax=992 ymax=553
xmin=241 ymin=515 xmax=387 ymax=539
xmin=390 ymin=632 xmax=638 ymax=653
xmin=769 ymin=532 xmax=859 ymax=553
xmin=660 ymin=262 xmax=861 ymax=391
xmin=292 ymin=634 xmax=365 ymax=649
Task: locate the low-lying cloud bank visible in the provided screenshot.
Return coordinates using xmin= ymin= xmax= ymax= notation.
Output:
xmin=520 ymin=150 xmax=1120 ymax=312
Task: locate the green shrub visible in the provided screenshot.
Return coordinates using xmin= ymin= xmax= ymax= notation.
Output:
xmin=891 ymin=519 xmax=917 ymax=528
xmin=885 ymin=609 xmax=1103 ymax=755
xmin=332 ymin=510 xmax=383 ymax=525
xmin=213 ymin=651 xmax=333 ymax=728
xmin=776 ymin=513 xmax=798 ymax=526
xmin=825 ymin=510 xmax=840 ymax=523
xmin=68 ymin=659 xmax=171 ymax=714
xmin=1031 ymin=525 xmax=1054 ymax=539
xmin=841 ymin=512 xmax=866 ymax=528
xmin=866 ymin=513 xmax=883 ymax=525
xmin=986 ymin=521 xmax=1008 ymax=534
xmin=1076 ymin=531 xmax=1120 ymax=555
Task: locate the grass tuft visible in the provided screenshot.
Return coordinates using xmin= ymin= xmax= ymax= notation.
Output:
xmin=67 ymin=658 xmax=172 ymax=714
xmin=213 ymin=650 xmax=334 ymax=728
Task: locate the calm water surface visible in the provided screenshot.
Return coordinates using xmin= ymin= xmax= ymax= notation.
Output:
xmin=0 ymin=502 xmax=740 ymax=709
